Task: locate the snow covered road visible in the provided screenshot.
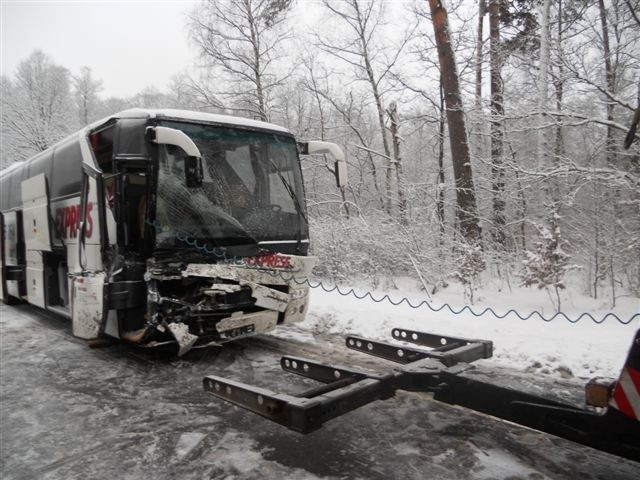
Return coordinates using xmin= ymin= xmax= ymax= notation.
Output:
xmin=1 ymin=301 xmax=639 ymax=480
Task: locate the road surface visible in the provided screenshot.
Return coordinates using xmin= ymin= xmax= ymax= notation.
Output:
xmin=1 ymin=303 xmax=638 ymax=479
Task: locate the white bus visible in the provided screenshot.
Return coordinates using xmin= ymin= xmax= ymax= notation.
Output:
xmin=0 ymin=109 xmax=346 ymax=355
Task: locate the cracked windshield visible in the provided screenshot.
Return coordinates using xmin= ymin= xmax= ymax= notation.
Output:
xmin=155 ymin=122 xmax=307 ymax=249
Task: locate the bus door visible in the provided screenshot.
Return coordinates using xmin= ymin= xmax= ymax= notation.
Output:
xmin=113 ymin=155 xmax=151 ymax=255
xmin=1 ymin=210 xmax=25 ymax=302
xmin=21 ymin=174 xmax=53 ymax=308
xmin=107 ymin=154 xmax=153 ymax=340
xmin=69 ymin=160 xmax=107 ymax=340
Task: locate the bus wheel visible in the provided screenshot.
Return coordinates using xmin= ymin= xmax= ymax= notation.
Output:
xmin=2 ymin=294 xmax=21 ymax=305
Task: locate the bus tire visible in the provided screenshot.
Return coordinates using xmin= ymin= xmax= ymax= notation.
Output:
xmin=2 ymin=293 xmax=21 ymax=305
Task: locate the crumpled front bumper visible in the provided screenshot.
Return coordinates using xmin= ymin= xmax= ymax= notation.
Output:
xmin=140 ymin=254 xmax=316 ymax=355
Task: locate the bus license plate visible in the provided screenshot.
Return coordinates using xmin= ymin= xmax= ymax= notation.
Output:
xmin=220 ymin=324 xmax=255 ymax=340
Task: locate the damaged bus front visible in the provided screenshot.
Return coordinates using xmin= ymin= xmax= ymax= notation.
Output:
xmin=0 ymin=109 xmax=347 ymax=356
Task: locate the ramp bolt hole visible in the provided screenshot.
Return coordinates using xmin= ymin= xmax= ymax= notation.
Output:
xmin=284 ymin=359 xmax=291 ymax=368
xmin=334 ymin=370 xmax=341 ymax=379
xmin=367 ymin=343 xmax=373 ymax=351
xmin=412 ymin=333 xmax=418 ymax=340
xmin=303 ymin=363 xmax=309 ymax=372
xmin=214 ymin=383 xmax=221 ymax=392
xmin=348 ymin=339 xmax=355 ymax=346
xmin=226 ymin=386 xmax=232 ymax=395
xmin=257 ymin=395 xmax=264 ymax=406
xmin=440 ymin=338 xmax=447 ymax=345
xmin=401 ymin=331 xmax=407 ymax=338
xmin=356 ymin=341 xmax=362 ymax=348
xmin=397 ymin=349 xmax=404 ymax=358
xmin=292 ymin=361 xmax=298 ymax=369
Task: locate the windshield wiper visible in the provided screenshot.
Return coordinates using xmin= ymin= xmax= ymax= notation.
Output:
xmin=270 ymin=159 xmax=308 ymax=226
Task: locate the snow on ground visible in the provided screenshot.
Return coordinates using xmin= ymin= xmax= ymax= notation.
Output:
xmin=297 ymin=277 xmax=639 ymax=381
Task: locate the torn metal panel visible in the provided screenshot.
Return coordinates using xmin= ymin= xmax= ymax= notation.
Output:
xmin=241 ymin=281 xmax=289 ymax=312
xmin=283 ymin=287 xmax=309 ymax=323
xmin=71 ymin=272 xmax=106 ymax=340
xmin=204 ymin=284 xmax=242 ymax=295
xmin=166 ymin=322 xmax=199 ymax=357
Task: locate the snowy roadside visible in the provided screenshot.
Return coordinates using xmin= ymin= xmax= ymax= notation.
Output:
xmin=293 ymin=278 xmax=639 ymax=381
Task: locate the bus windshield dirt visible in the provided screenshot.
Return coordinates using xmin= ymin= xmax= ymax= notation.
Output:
xmin=154 ymin=121 xmax=307 ymax=250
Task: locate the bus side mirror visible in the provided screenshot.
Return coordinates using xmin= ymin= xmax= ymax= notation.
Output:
xmin=146 ymin=126 xmax=203 ymax=187
xmin=334 ymin=159 xmax=347 ymax=189
xmin=185 ymin=156 xmax=203 ymax=188
xmin=298 ymin=141 xmax=348 ymax=189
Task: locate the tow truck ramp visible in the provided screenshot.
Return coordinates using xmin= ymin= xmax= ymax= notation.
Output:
xmin=204 ymin=328 xmax=640 ymax=462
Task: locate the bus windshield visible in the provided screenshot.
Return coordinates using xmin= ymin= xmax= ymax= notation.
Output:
xmin=154 ymin=121 xmax=307 ymax=250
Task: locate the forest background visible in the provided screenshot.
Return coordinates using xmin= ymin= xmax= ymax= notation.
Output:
xmin=2 ymin=0 xmax=639 ymax=312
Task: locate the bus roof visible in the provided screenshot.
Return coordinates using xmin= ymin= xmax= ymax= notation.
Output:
xmin=0 ymin=161 xmax=25 ymax=177
xmin=113 ymin=109 xmax=292 ymax=135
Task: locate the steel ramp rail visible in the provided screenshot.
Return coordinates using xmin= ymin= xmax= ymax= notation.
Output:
xmin=203 ymin=328 xmax=640 ymax=462
xmin=203 ymin=328 xmax=492 ymax=432
xmin=346 ymin=329 xmax=492 ymax=367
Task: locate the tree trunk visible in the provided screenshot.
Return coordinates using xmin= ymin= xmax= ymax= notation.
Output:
xmin=475 ymin=0 xmax=486 ymax=110
xmin=245 ymin=0 xmax=268 ymax=121
xmin=437 ymin=78 xmax=446 ymax=241
xmin=366 ymin=62 xmax=393 ymax=215
xmin=538 ymin=0 xmax=551 ymax=168
xmin=598 ymin=0 xmax=620 ymax=309
xmin=598 ymin=0 xmax=616 ymax=166
xmin=514 ymin=166 xmax=526 ymax=252
xmin=489 ymin=0 xmax=506 ymax=248
xmin=388 ymin=102 xmax=408 ymax=225
xmin=593 ymin=212 xmax=600 ymax=299
xmin=428 ymin=0 xmax=481 ymax=244
xmin=552 ymin=0 xmax=564 ymax=204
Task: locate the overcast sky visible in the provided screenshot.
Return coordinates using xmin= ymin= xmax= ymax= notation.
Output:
xmin=1 ymin=1 xmax=198 ymax=98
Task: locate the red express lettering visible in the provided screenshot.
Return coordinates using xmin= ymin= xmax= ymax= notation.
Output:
xmin=244 ymin=254 xmax=291 ymax=270
xmin=55 ymin=203 xmax=93 ymax=239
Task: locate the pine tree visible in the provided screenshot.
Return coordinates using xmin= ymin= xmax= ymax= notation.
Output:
xmin=452 ymin=241 xmax=485 ymax=304
xmin=521 ymin=211 xmax=575 ymax=311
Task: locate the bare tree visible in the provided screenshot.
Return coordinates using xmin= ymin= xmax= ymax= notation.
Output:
xmin=169 ymin=71 xmax=225 ymax=113
xmin=188 ymin=0 xmax=293 ymax=121
xmin=73 ymin=66 xmax=103 ymax=125
xmin=318 ymin=0 xmax=414 ymax=216
xmin=1 ymin=50 xmax=72 ymax=160
xmin=298 ymin=55 xmax=357 ymax=217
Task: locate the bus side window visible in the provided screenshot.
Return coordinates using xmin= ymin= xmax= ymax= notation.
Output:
xmin=9 ymin=164 xmax=26 ymax=209
xmin=0 ymin=175 xmax=11 ymax=211
xmin=51 ymin=140 xmax=82 ymax=198
xmin=90 ymin=126 xmax=115 ymax=174
xmin=27 ymin=151 xmax=53 ymax=194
